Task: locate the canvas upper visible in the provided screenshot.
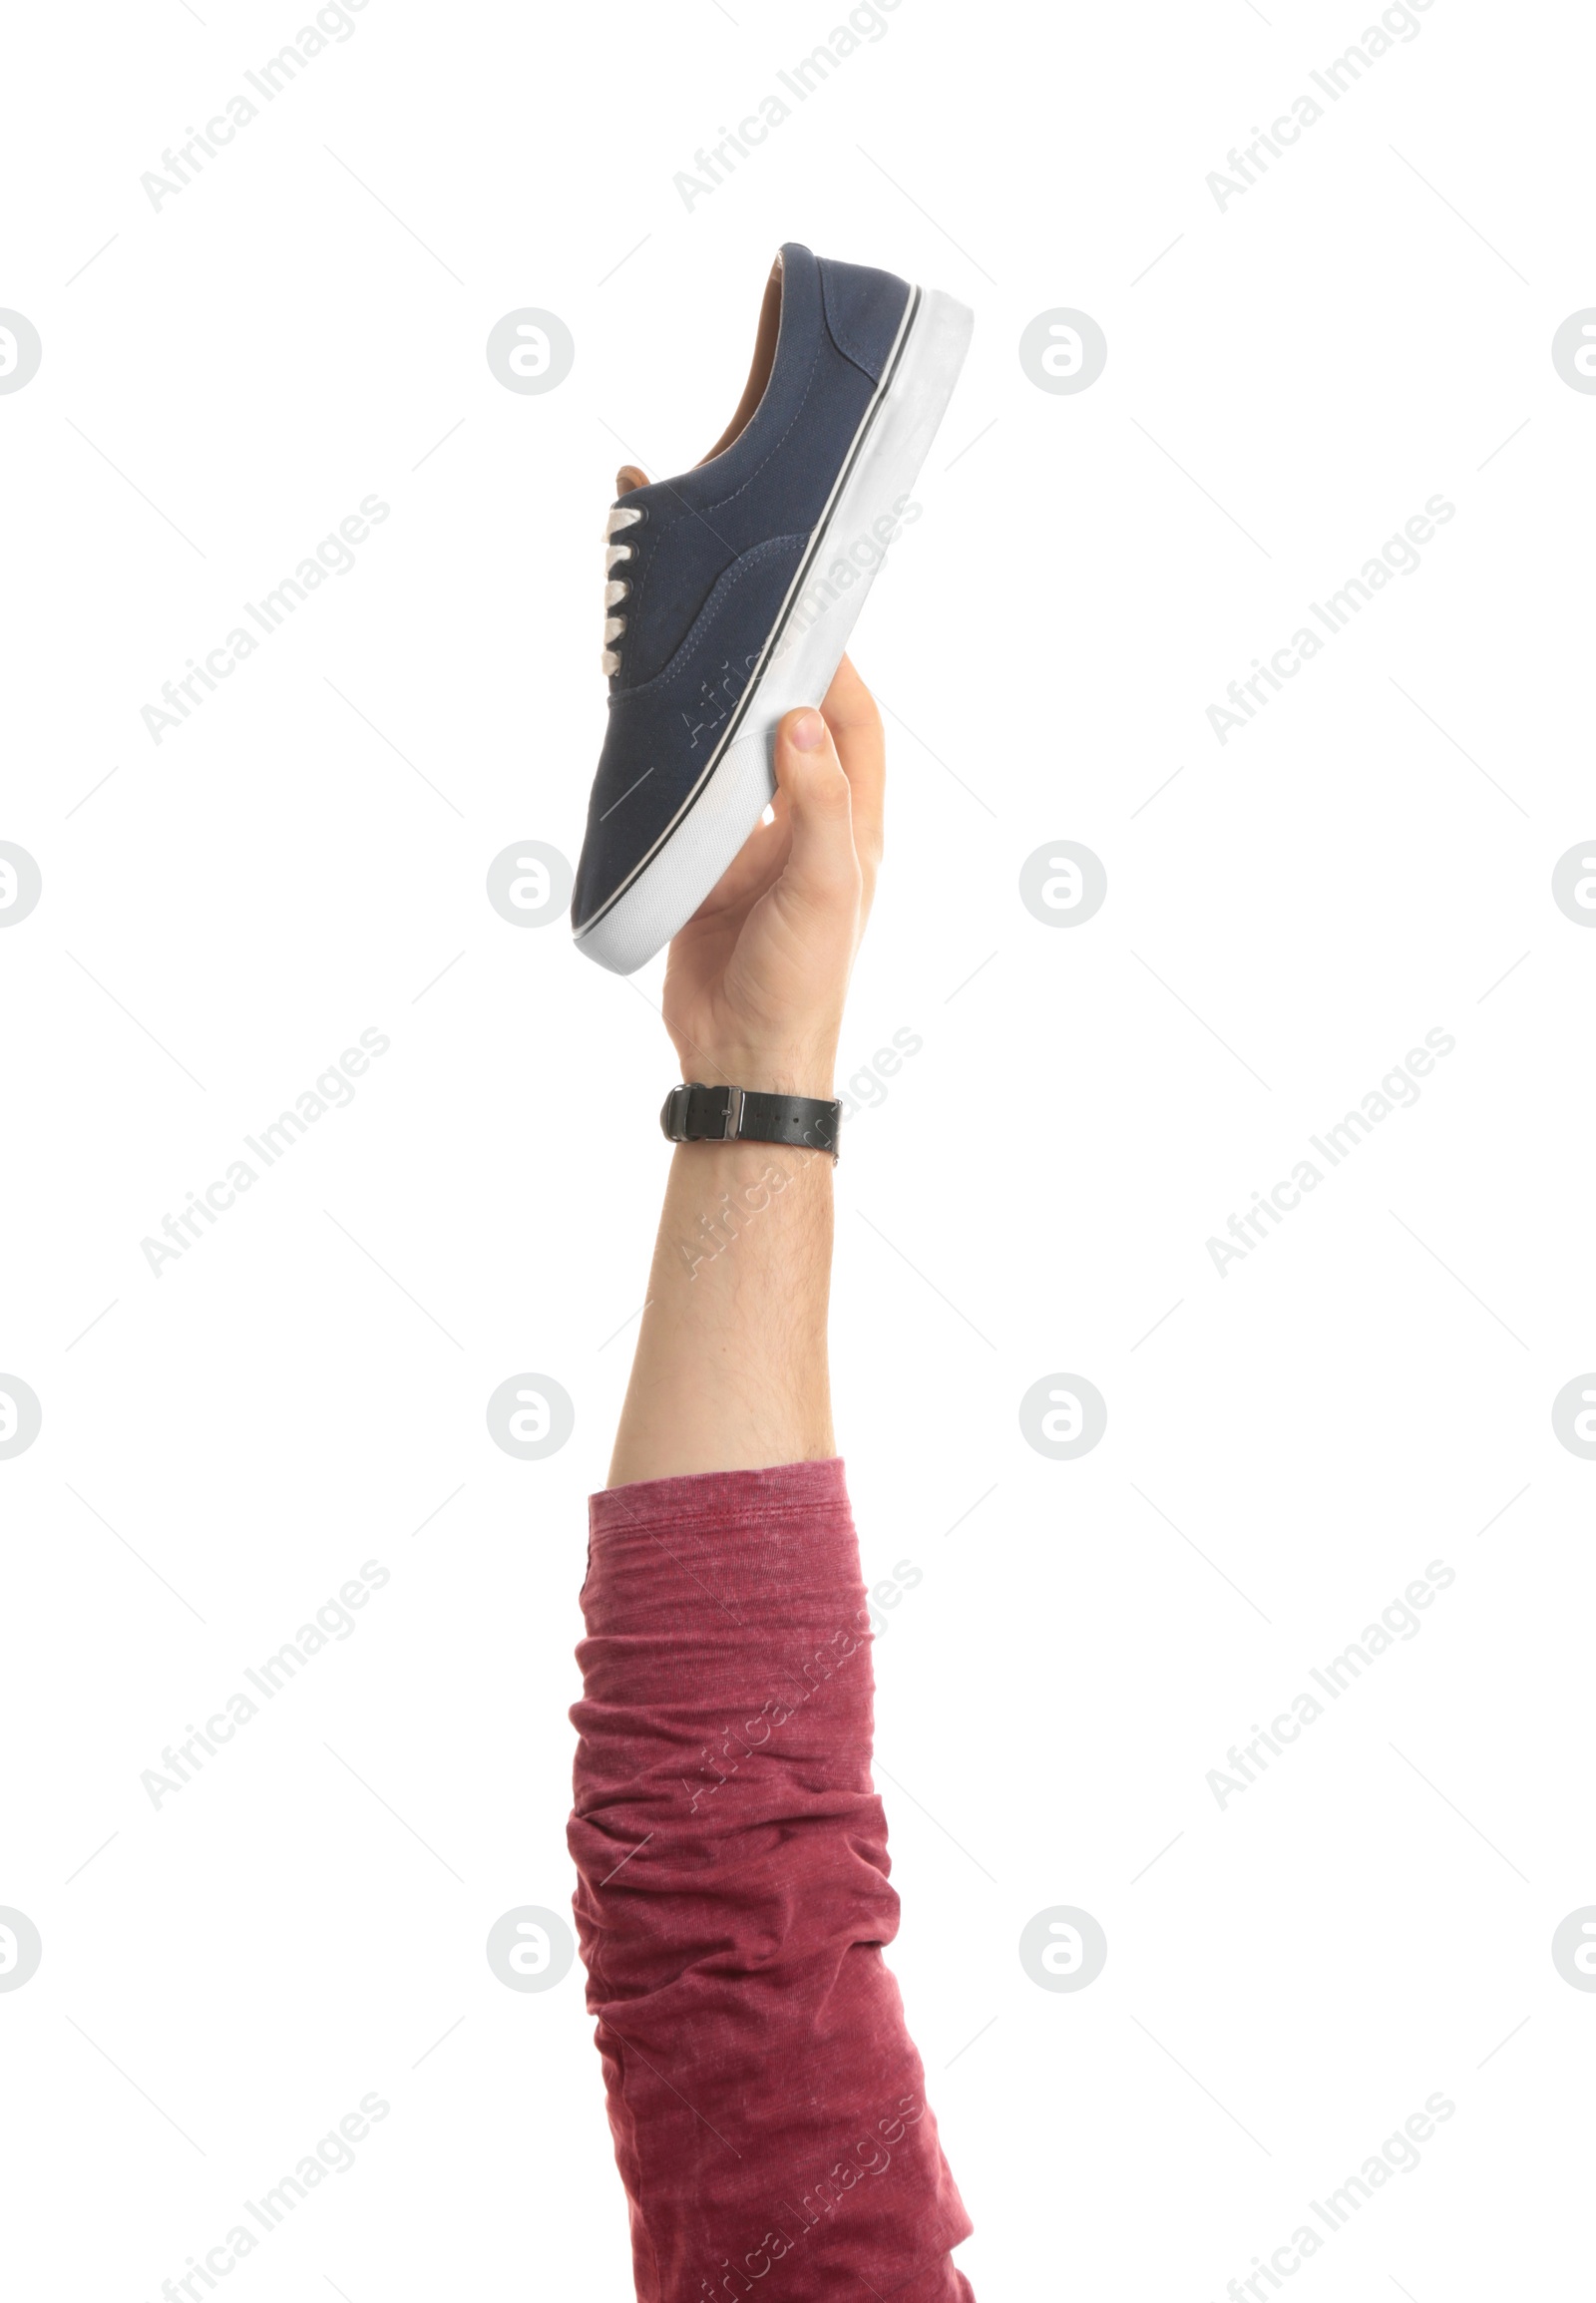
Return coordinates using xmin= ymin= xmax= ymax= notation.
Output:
xmin=571 ymin=241 xmax=913 ymax=938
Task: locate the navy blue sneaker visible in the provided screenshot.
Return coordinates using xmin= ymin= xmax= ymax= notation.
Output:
xmin=571 ymin=241 xmax=972 ymax=974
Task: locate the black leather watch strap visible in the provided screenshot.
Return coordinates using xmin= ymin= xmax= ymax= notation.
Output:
xmin=660 ymin=1081 xmax=841 ymax=1158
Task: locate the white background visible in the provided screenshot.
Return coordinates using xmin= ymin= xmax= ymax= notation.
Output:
xmin=3 ymin=0 xmax=1593 ymax=2295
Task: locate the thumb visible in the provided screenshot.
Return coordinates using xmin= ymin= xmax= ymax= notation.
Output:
xmin=772 ymin=707 xmax=859 ymax=912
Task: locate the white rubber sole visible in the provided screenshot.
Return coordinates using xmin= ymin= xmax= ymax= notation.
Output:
xmin=574 ymin=284 xmax=974 ymax=975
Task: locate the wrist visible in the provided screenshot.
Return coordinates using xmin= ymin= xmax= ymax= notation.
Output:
xmin=677 ymin=1044 xmax=838 ymax=1099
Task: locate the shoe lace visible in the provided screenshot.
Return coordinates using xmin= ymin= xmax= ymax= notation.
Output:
xmin=600 ymin=505 xmax=644 ymax=677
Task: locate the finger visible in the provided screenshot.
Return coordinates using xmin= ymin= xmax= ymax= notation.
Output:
xmin=773 ymin=705 xmax=860 ymax=918
xmin=820 ymin=654 xmax=885 ymax=879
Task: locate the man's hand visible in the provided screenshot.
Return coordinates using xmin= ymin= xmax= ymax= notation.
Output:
xmin=606 ymin=656 xmax=884 ymax=1483
xmin=660 ymin=654 xmax=885 ymax=1098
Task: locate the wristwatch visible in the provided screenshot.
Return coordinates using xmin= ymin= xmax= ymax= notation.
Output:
xmin=659 ymin=1081 xmax=842 ymax=1159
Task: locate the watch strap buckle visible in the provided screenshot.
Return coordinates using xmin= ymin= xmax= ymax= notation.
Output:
xmin=659 ymin=1080 xmax=840 ymax=1160
xmin=660 ymin=1082 xmax=744 ymax=1143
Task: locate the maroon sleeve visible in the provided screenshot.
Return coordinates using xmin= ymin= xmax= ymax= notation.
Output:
xmin=568 ymin=1457 xmax=975 ymax=2303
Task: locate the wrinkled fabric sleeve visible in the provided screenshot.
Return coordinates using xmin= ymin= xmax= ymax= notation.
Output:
xmin=568 ymin=1457 xmax=975 ymax=2302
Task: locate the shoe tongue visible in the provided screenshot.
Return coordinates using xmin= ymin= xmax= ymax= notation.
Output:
xmin=614 ymin=464 xmax=648 ymax=497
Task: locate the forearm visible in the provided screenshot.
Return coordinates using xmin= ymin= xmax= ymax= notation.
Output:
xmin=605 ymin=677 xmax=878 ymax=1488
xmin=607 ymin=1128 xmax=836 ymax=1487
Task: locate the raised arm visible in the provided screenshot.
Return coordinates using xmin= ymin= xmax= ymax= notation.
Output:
xmin=574 ymin=658 xmax=976 ymax=2302
xmin=606 ymin=655 xmax=884 ymax=1486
